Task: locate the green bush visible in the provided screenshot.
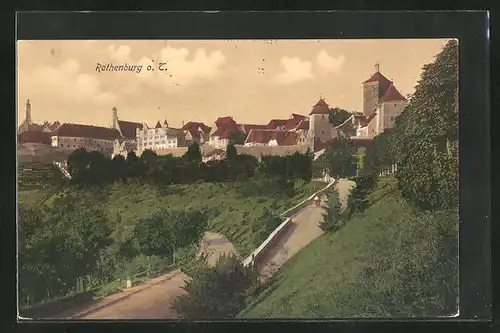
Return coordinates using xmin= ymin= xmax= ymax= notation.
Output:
xmin=319 ymin=188 xmax=344 ymax=232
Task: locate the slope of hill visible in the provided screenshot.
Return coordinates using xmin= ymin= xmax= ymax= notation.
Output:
xmin=18 ymin=180 xmax=325 ymax=258
xmin=242 ymin=177 xmax=458 ymax=318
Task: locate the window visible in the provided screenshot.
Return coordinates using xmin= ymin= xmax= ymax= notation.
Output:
xmin=321 ymin=130 xmax=324 ymax=135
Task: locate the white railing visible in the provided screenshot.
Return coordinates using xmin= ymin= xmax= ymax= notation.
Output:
xmin=53 ymin=161 xmax=72 ymax=179
xmin=242 ymin=178 xmax=338 ymax=267
xmin=379 ymin=163 xmax=398 ymax=177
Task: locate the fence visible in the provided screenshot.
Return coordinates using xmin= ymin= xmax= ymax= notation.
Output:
xmin=379 ymin=163 xmax=398 ymax=176
xmin=242 ymin=178 xmax=338 ymax=267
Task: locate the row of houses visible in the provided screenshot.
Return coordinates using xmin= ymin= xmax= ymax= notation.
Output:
xmin=18 ymin=65 xmax=409 ymax=161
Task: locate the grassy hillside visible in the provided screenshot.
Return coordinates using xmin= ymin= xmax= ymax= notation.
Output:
xmin=19 ymin=180 xmax=325 ymax=258
xmin=242 ymin=177 xmax=458 ymax=318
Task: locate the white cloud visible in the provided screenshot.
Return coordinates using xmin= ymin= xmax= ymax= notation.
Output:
xmin=316 ymin=50 xmax=345 ymax=73
xmin=107 ymin=44 xmax=226 ymax=90
xmin=26 ymin=59 xmax=115 ymax=105
xmin=272 ymin=56 xmax=313 ymax=85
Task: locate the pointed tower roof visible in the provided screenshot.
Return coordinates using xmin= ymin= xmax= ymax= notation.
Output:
xmin=381 ymin=83 xmax=407 ymax=102
xmin=163 ymin=119 xmax=168 ymax=125
xmin=155 ymin=121 xmax=162 ymax=129
xmin=363 ymin=64 xmax=392 ymax=85
xmin=309 ymin=98 xmax=330 ymax=115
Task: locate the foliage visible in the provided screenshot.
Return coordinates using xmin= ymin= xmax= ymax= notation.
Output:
xmin=363 ymin=129 xmax=396 ymax=176
xmin=319 ymin=188 xmax=344 ymax=232
xmin=228 ymin=131 xmax=247 ymax=145
xmin=328 ymin=107 xmax=352 ymax=127
xmin=172 ymin=254 xmax=258 ymax=319
xmin=183 ymin=142 xmax=202 ymax=163
xmin=133 ymin=208 xmax=208 ymax=257
xmin=226 ymin=143 xmax=238 ymax=160
xmin=324 ymin=135 xmax=357 ymax=178
xmin=251 ymin=210 xmax=282 ymax=240
xmin=346 ymin=176 xmax=377 ymax=219
xmin=243 ymin=180 xmax=459 ymax=318
xmin=391 ymin=40 xmax=459 ymax=210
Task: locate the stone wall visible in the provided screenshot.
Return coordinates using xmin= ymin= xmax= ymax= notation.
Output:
xmin=235 ymin=144 xmax=311 ymax=157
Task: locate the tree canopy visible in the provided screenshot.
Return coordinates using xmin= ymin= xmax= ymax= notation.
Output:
xmin=328 ymin=107 xmax=352 ymax=127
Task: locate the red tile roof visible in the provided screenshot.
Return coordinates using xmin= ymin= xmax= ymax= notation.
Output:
xmin=284 ymin=114 xmax=308 ymax=130
xmin=245 ymin=129 xmax=298 ymax=145
xmin=363 ymin=71 xmax=392 ymax=85
xmin=18 ymin=130 xmax=52 ymax=145
xmin=181 ymin=121 xmax=211 ymax=134
xmin=118 ymin=120 xmax=143 ymax=139
xmin=309 ymin=98 xmax=330 ymax=115
xmin=238 ymin=124 xmax=268 ymax=133
xmin=267 ymin=119 xmax=288 ymax=129
xmin=296 ymin=120 xmax=310 ymax=130
xmin=52 ymin=123 xmax=121 ymax=141
xmin=351 ymin=138 xmax=374 ymax=148
xmin=292 ymin=113 xmax=307 ymax=120
xmin=381 ymin=84 xmax=407 ymax=102
xmin=215 ymin=116 xmax=237 ymax=127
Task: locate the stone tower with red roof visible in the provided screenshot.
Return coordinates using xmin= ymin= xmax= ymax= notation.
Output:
xmin=309 ymin=97 xmax=334 ymax=144
xmin=362 ymin=63 xmax=393 ymax=117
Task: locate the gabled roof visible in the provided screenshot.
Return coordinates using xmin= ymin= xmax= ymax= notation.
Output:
xmin=309 ymin=98 xmax=330 ymax=115
xmin=363 ymin=71 xmax=392 ymax=85
xmin=18 ymin=130 xmax=52 ymax=145
xmin=155 ymin=121 xmax=162 ymax=129
xmin=381 ymin=83 xmax=407 ymax=102
xmin=52 ymin=123 xmax=121 ymax=141
xmin=245 ymin=129 xmax=298 ymax=146
xmin=238 ymin=124 xmax=268 ymax=133
xmin=296 ymin=119 xmax=310 ymax=130
xmin=181 ymin=121 xmax=211 ymax=134
xmin=118 ymin=120 xmax=143 ymax=139
xmin=215 ymin=116 xmax=237 ymax=127
xmin=267 ymin=119 xmax=288 ymax=129
xmin=211 ymin=127 xmax=238 ymax=139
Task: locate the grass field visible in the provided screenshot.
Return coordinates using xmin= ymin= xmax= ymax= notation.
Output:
xmin=18 ymin=180 xmax=325 ymax=258
xmin=241 ymin=177 xmax=459 ymax=318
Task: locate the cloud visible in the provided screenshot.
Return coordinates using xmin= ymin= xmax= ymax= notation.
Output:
xmin=25 ymin=59 xmax=115 ymax=105
xmin=272 ymin=56 xmax=313 ymax=85
xmin=316 ymin=50 xmax=345 ymax=73
xmin=107 ymin=44 xmax=226 ymax=89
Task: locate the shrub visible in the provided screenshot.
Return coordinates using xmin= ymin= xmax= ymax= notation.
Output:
xmin=172 ymin=254 xmax=258 ymax=319
xmin=319 ymin=188 xmax=344 ymax=232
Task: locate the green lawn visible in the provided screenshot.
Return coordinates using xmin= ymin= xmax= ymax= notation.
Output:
xmin=19 ymin=180 xmax=325 ymax=258
xmin=242 ymin=177 xmax=459 ymax=318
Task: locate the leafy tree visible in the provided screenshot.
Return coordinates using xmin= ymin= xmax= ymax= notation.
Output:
xmin=133 ymin=209 xmax=208 ymax=257
xmin=346 ymin=176 xmax=377 ymax=219
xmin=328 ymin=107 xmax=352 ymax=127
xmin=251 ymin=210 xmax=282 ymax=241
xmin=140 ymin=149 xmax=158 ymax=165
xmin=172 ymin=254 xmax=258 ymax=319
xmin=393 ymin=39 xmax=459 ymax=210
xmin=67 ymin=148 xmax=90 ymax=182
xmin=125 ymin=151 xmax=145 ymax=178
xmin=228 ymin=131 xmax=247 ymax=145
xmin=183 ymin=142 xmax=202 ymax=164
xmin=319 ymin=188 xmax=344 ymax=232
xmin=324 ymin=135 xmax=356 ymax=179
xmin=110 ymin=154 xmax=127 ymax=183
xmin=363 ymin=129 xmax=396 ymax=176
xmin=226 ymin=143 xmax=238 ymax=161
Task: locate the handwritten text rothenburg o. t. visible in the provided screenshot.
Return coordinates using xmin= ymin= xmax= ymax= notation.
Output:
xmin=95 ymin=61 xmax=167 ymax=74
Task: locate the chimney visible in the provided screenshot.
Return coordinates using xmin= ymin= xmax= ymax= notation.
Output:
xmin=112 ymin=107 xmax=118 ymax=129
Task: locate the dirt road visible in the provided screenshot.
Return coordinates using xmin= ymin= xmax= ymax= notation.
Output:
xmin=257 ymin=179 xmax=355 ymax=279
xmin=68 ymin=232 xmax=238 ymax=320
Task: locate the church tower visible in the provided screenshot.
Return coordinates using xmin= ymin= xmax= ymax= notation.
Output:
xmin=25 ymin=99 xmax=32 ymax=128
xmin=362 ymin=63 xmax=392 ymax=117
xmin=112 ymin=107 xmax=118 ymax=129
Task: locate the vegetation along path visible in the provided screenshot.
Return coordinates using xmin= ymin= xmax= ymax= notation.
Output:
xmin=256 ymin=179 xmax=355 ymax=280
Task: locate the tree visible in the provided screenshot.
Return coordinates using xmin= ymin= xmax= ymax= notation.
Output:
xmin=328 ymin=107 xmax=352 ymax=127
xmin=67 ymin=148 xmax=89 ymax=182
xmin=363 ymin=129 xmax=396 ymax=176
xmin=319 ymin=188 xmax=343 ymax=232
xmin=172 ymin=254 xmax=258 ymax=319
xmin=393 ymin=40 xmax=459 ymax=210
xmin=345 ymin=176 xmax=377 ymax=219
xmin=226 ymin=143 xmax=238 ymax=161
xmin=228 ymin=131 xmax=247 ymax=145
xmin=324 ymin=135 xmax=356 ymax=179
xmin=183 ymin=142 xmax=202 ymax=164
xmin=133 ymin=209 xmax=208 ymax=258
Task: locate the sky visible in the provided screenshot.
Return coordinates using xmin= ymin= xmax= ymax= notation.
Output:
xmin=17 ymin=39 xmax=451 ymax=129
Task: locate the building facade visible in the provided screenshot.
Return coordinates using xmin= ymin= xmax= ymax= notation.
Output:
xmin=50 ymin=123 xmax=121 ymax=155
xmin=136 ymin=120 xmax=184 ymax=152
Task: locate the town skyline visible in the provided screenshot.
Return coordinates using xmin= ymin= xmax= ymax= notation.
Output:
xmin=17 ymin=39 xmax=451 ymax=129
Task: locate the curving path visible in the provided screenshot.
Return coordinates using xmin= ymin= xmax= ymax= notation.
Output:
xmin=60 ymin=232 xmax=238 ymax=320
xmin=256 ymin=179 xmax=355 ymax=280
